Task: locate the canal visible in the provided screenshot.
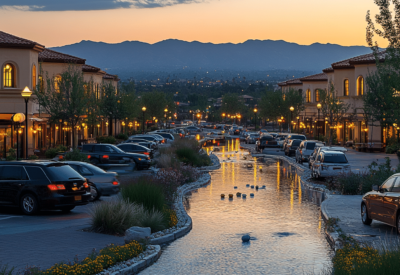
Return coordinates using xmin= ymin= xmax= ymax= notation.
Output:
xmin=141 ymin=140 xmax=332 ymax=274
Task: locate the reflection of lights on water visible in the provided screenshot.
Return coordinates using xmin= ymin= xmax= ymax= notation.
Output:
xmin=290 ymin=189 xmax=294 ymax=211
xmin=298 ymin=175 xmax=302 ymax=204
xmin=196 ymin=134 xmax=200 ymax=140
xmin=277 ymin=161 xmax=280 ymax=191
xmin=318 ymin=212 xmax=322 ymax=231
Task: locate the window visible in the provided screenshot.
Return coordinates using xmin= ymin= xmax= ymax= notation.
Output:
xmin=357 ymin=76 xmax=364 ymax=96
xmin=3 ymin=63 xmax=15 ymax=87
xmin=381 ymin=177 xmax=397 ymax=192
xmin=392 ymin=177 xmax=400 ymax=192
xmin=25 ymin=167 xmax=48 ymax=181
xmin=45 ymin=165 xmax=83 ymax=181
xmin=306 ymin=89 xmax=311 ymax=103
xmin=54 ymin=75 xmax=61 ymax=93
xmin=315 ymin=90 xmax=320 ymax=102
xmin=0 ymin=166 xmax=28 ymax=180
xmin=282 ymin=94 xmax=286 ymax=101
xmin=344 ymin=79 xmax=349 ymax=96
xmin=32 ymin=64 xmax=36 ymax=88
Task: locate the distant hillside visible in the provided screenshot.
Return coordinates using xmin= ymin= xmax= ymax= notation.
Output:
xmin=52 ymin=39 xmax=373 ymax=80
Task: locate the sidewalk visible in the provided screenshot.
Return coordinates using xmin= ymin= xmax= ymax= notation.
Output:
xmin=321 ymin=195 xmax=398 ymax=245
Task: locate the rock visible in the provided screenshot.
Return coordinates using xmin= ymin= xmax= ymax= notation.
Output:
xmin=125 ymin=227 xmax=151 ymax=243
xmin=246 ymin=184 xmax=250 ymax=187
xmin=251 ymin=185 xmax=254 ymax=189
xmin=242 ymin=194 xmax=247 ymax=198
xmin=250 ymin=193 xmax=254 ymax=197
xmin=242 ymin=234 xmax=251 ymax=242
xmin=234 ymin=186 xmax=238 ymax=189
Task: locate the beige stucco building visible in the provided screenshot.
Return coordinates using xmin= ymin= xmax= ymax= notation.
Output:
xmin=0 ymin=31 xmax=120 ymax=158
xmin=279 ymin=51 xmax=388 ymax=146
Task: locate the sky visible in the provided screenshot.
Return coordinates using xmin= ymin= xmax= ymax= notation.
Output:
xmin=0 ymin=0 xmax=387 ymax=48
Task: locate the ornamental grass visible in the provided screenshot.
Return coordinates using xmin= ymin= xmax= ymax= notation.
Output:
xmin=0 ymin=263 xmax=14 ymax=275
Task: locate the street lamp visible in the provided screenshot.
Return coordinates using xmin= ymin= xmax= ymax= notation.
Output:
xmin=197 ymin=113 xmax=201 ymax=125
xmin=142 ymin=106 xmax=146 ymax=133
xmin=222 ymin=113 xmax=226 ymax=122
xmin=289 ymin=106 xmax=294 ymax=133
xmin=237 ymin=114 xmax=242 ymax=126
xmin=164 ymin=108 xmax=168 ymax=129
xmin=21 ymin=87 xmax=32 ymax=159
xmin=296 ymin=116 xmax=300 ymax=132
xmin=254 ymin=108 xmax=258 ymax=131
xmin=317 ymin=103 xmax=322 ymax=141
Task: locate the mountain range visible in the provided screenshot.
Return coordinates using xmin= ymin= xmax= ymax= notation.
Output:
xmin=52 ymin=39 xmax=374 ymax=80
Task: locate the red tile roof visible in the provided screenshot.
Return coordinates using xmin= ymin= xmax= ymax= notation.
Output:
xmin=39 ymin=49 xmax=85 ymax=64
xmin=331 ymin=50 xmax=386 ymax=69
xmin=82 ymin=64 xmax=101 ymax=73
xmin=278 ymin=81 xmax=287 ymax=86
xmin=300 ymin=73 xmax=328 ymax=82
xmin=0 ymin=31 xmax=44 ymax=51
xmin=286 ymin=78 xmax=302 ymax=85
xmin=322 ymin=67 xmax=334 ymax=73
xmin=103 ymin=73 xmax=120 ymax=81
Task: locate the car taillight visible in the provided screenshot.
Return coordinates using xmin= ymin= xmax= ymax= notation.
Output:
xmin=102 ymin=155 xmax=109 ymax=159
xmin=48 ymin=184 xmax=65 ymax=191
xmin=58 ymin=155 xmax=63 ymax=160
xmin=87 ymin=155 xmax=91 ymax=159
xmin=112 ymin=181 xmax=119 ymax=185
xmin=144 ymin=152 xmax=150 ymax=155
xmin=83 ymin=182 xmax=89 ymax=188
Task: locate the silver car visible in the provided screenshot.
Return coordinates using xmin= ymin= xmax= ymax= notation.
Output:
xmin=63 ymin=161 xmax=120 ymax=201
xmin=245 ymin=133 xmax=260 ymax=144
xmin=311 ymin=151 xmax=351 ymax=178
xmin=309 ymin=146 xmax=348 ymax=169
xmin=295 ymin=140 xmax=325 ymax=163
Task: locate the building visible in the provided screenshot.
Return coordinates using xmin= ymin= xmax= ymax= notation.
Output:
xmin=278 ymin=51 xmax=388 ymax=145
xmin=0 ymin=31 xmax=119 ymax=158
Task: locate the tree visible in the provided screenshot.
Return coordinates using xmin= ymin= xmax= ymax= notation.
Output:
xmin=220 ymin=93 xmax=246 ymax=115
xmin=140 ymin=91 xmax=169 ymax=126
xmin=34 ymin=66 xmax=90 ymax=148
xmin=318 ymin=82 xmax=350 ymax=145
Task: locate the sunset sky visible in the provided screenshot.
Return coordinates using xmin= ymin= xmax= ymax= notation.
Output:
xmin=0 ymin=0 xmax=387 ymax=48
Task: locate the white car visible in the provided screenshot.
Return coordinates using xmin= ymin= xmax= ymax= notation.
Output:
xmin=295 ymin=140 xmax=325 ymax=163
xmin=311 ymin=151 xmax=351 ymax=178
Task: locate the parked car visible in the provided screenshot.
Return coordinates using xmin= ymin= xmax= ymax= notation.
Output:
xmin=309 ymin=146 xmax=348 ymax=169
xmin=256 ymin=135 xmax=279 ymax=151
xmin=185 ymin=126 xmax=202 ymax=135
xmin=284 ymin=139 xmax=302 ymax=156
xmin=276 ymin=137 xmax=286 ymax=147
xmin=245 ymin=133 xmax=260 ymax=144
xmin=0 ymin=161 xmax=91 ymax=215
xmin=151 ymin=132 xmax=174 ymax=141
xmin=229 ymin=126 xmax=240 ymax=135
xmin=139 ymin=134 xmax=166 ymax=144
xmin=128 ymin=135 xmax=159 ymax=144
xmin=361 ymin=174 xmax=400 ymax=232
xmin=63 ymin=161 xmax=120 ymax=201
xmin=282 ymin=134 xmax=307 ymax=151
xmin=295 ymin=140 xmax=325 ymax=163
xmin=216 ymin=124 xmax=225 ymax=130
xmin=311 ymin=151 xmax=351 ymax=178
xmin=81 ymin=144 xmax=151 ymax=170
xmin=117 ymin=143 xmax=154 ymax=158
xmin=124 ymin=139 xmax=157 ymax=149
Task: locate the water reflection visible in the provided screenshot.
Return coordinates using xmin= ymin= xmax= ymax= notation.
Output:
xmin=140 ymin=145 xmax=331 ymax=275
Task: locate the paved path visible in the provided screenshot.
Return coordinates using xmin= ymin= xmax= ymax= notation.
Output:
xmin=321 ymin=195 xmax=398 ymax=244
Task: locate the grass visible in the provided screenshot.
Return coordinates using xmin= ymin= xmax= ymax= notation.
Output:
xmin=175 ymin=147 xmax=211 ymax=167
xmin=120 ymin=178 xmax=166 ymax=212
xmin=0 ymin=263 xmax=14 ymax=275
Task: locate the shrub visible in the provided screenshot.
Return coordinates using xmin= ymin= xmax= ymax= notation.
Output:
xmin=29 ymin=155 xmax=39 ymax=160
xmin=180 ymin=165 xmax=201 ymax=183
xmin=64 ymin=148 xmax=88 ymax=162
xmin=150 ymin=126 xmax=158 ymax=131
xmin=171 ymin=138 xmax=199 ymax=152
xmin=163 ymin=208 xmax=178 ymax=228
xmin=55 ymin=145 xmax=68 ymax=152
xmin=45 ymin=148 xmax=59 ymax=159
xmin=116 ymin=133 xmax=128 ymax=140
xmin=176 ymin=148 xmax=211 ymax=167
xmin=0 ymin=263 xmax=14 ymax=275
xmin=120 ymin=178 xmax=166 ymax=212
xmin=96 ymin=136 xmax=116 ymax=144
xmin=385 ymin=143 xmax=400 ymax=154
xmin=157 ymin=154 xmax=180 ymax=169
xmin=138 ymin=208 xmax=166 ymax=233
xmin=6 ymin=148 xmax=16 ymax=161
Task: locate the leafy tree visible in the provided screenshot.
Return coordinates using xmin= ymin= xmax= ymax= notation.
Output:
xmin=34 ymin=66 xmax=90 ymax=148
xmin=318 ymin=82 xmax=350 ymax=145
xmin=220 ymin=93 xmax=246 ymax=116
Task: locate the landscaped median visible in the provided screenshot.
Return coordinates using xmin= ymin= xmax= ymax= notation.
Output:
xmin=0 ymin=138 xmax=217 ymax=275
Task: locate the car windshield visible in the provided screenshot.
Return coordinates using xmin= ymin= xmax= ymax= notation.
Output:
xmin=46 ymin=165 xmax=84 ymax=181
xmin=82 ymin=163 xmax=106 ymax=174
xmin=250 ymin=134 xmax=259 ymax=137
xmin=290 ymin=135 xmax=306 ymax=140
xmin=323 ymin=154 xmax=348 ymax=163
xmin=292 ymin=140 xmax=301 ymax=146
xmin=306 ymin=143 xmax=316 ymax=150
xmin=109 ymin=145 xmax=125 ymax=153
xmin=261 ymin=136 xmax=273 ymax=141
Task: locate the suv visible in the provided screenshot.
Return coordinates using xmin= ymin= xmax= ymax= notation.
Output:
xmin=284 ymin=139 xmax=302 ymax=156
xmin=117 ymin=143 xmax=154 ymax=158
xmin=282 ymin=134 xmax=307 ymax=151
xmin=256 ymin=135 xmax=278 ymax=151
xmin=0 ymin=161 xmax=91 ymax=215
xmin=81 ymin=144 xmax=151 ymax=170
xmin=311 ymin=151 xmax=351 ymax=178
xmin=309 ymin=146 xmax=347 ymax=169
xmin=295 ymin=140 xmax=325 ymax=163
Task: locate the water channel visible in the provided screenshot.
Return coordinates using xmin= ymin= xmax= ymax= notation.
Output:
xmin=141 ymin=140 xmax=332 ymax=274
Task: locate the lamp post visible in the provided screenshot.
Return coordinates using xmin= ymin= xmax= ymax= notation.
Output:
xmin=222 ymin=113 xmax=226 ymax=122
xmin=142 ymin=107 xmax=146 ymax=133
xmin=237 ymin=114 xmax=242 ymax=126
xmin=164 ymin=108 xmax=168 ymax=129
xmin=296 ymin=116 xmax=300 ymax=132
xmin=317 ymin=103 xmax=322 ymax=141
xmin=278 ymin=119 xmax=282 ymax=132
xmin=289 ymin=106 xmax=294 ymax=133
xmin=21 ymin=87 xmax=32 ymax=159
xmin=253 ymin=108 xmax=258 ymax=131
xmin=197 ymin=113 xmax=201 ymax=125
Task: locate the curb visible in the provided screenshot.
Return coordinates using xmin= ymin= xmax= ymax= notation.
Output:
xmin=110 ymin=245 xmax=162 ymax=275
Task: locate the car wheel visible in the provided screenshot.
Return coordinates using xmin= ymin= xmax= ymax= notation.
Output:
xmin=20 ymin=193 xmax=39 ymax=215
xmin=90 ymin=185 xmax=101 ymax=201
xmin=361 ymin=203 xmax=372 ymax=225
xmin=60 ymin=206 xmax=75 ymax=213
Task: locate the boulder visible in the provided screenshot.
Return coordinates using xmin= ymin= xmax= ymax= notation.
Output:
xmin=124 ymin=226 xmax=151 ymax=243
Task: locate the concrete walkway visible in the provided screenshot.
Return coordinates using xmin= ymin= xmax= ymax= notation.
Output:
xmin=321 ymin=195 xmax=398 ymax=244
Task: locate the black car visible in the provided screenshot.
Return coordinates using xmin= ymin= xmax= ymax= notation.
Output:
xmin=117 ymin=143 xmax=154 ymax=159
xmin=284 ymin=139 xmax=302 ymax=156
xmin=63 ymin=161 xmax=120 ymax=201
xmin=0 ymin=161 xmax=91 ymax=215
xmin=256 ymin=135 xmax=279 ymax=151
xmin=124 ymin=139 xmax=157 ymax=149
xmin=81 ymin=144 xmax=151 ymax=170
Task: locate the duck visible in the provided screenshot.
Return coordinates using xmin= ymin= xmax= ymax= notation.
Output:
xmin=234 ymin=186 xmax=238 ymax=189
xmin=236 ymin=192 xmax=242 ymax=197
xmin=229 ymin=194 xmax=234 ymax=199
xmin=255 ymin=186 xmax=259 ymax=190
xmin=250 ymin=193 xmax=254 ymax=197
xmin=221 ymin=194 xmax=225 ymax=198
xmin=251 ymin=185 xmax=254 ymax=189
xmin=246 ymin=184 xmax=250 ymax=187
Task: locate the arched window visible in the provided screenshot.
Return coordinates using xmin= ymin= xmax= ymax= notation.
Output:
xmin=3 ymin=63 xmax=15 ymax=87
xmin=32 ymin=64 xmax=36 ymax=88
xmin=344 ymin=79 xmax=349 ymax=96
xmin=357 ymin=76 xmax=364 ymax=96
xmin=315 ymin=90 xmax=320 ymax=102
xmin=306 ymin=89 xmax=311 ymax=103
xmin=54 ymin=75 xmax=61 ymax=93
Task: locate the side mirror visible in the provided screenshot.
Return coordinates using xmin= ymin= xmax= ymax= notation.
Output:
xmin=372 ymin=185 xmax=379 ymax=191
